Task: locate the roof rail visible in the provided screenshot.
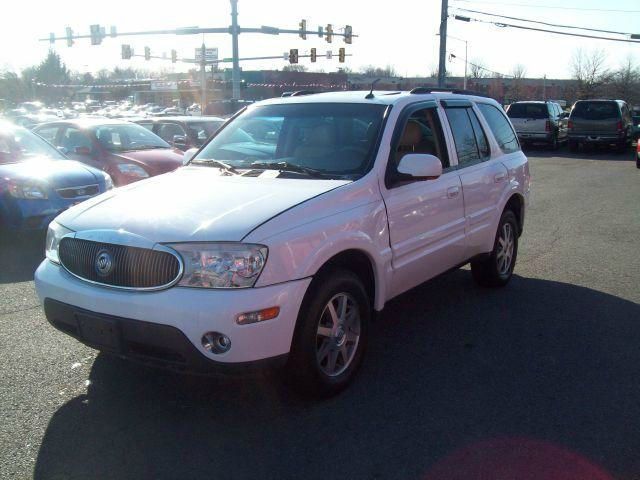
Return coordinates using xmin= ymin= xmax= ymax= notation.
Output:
xmin=409 ymin=87 xmax=491 ymax=98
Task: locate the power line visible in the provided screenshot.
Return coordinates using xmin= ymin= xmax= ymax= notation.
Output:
xmin=453 ymin=7 xmax=634 ymax=36
xmin=450 ymin=0 xmax=640 ymax=13
xmin=453 ymin=15 xmax=640 ymax=44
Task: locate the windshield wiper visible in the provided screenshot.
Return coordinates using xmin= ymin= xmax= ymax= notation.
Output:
xmin=250 ymin=161 xmax=326 ymax=178
xmin=190 ymin=159 xmax=239 ymax=175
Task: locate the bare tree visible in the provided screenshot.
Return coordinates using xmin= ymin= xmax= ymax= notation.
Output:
xmin=608 ymin=55 xmax=639 ymax=104
xmin=282 ymin=65 xmax=308 ymax=72
xmin=469 ymin=59 xmax=487 ymax=79
xmin=571 ymin=48 xmax=609 ymax=98
xmin=507 ymin=64 xmax=527 ymax=101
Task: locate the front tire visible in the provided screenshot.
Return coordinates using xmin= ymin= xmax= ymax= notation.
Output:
xmin=286 ymin=268 xmax=370 ymax=397
xmin=471 ymin=210 xmax=519 ymax=288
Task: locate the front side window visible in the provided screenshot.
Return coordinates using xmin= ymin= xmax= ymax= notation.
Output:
xmin=157 ymin=123 xmax=186 ymax=142
xmin=194 ymin=103 xmax=387 ymax=179
xmin=478 ymin=103 xmax=520 ymax=154
xmin=93 ymin=124 xmax=170 ymax=152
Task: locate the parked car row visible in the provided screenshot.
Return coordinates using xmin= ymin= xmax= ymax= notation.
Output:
xmin=507 ymin=99 xmax=635 ymax=153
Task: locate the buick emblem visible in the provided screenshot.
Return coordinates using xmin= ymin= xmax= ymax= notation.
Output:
xmin=95 ymin=250 xmax=114 ymax=277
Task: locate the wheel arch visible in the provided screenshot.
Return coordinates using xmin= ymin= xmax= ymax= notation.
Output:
xmin=504 ymin=192 xmax=525 ymax=236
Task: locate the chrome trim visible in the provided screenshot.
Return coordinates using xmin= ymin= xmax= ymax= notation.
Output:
xmin=55 ymin=183 xmax=100 ymax=199
xmin=58 ymin=232 xmax=184 ymax=292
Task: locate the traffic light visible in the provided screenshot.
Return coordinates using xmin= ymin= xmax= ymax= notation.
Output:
xmin=344 ymin=25 xmax=353 ymax=44
xmin=325 ymin=24 xmax=333 ymax=43
xmin=65 ymin=27 xmax=74 ymax=47
xmin=144 ymin=46 xmax=151 ymax=61
xmin=89 ymin=24 xmax=103 ymax=45
xmin=338 ymin=47 xmax=346 ymax=63
xmin=121 ymin=44 xmax=132 ymax=60
xmin=289 ymin=48 xmax=298 ymax=64
xmin=310 ymin=47 xmax=317 ymax=63
xmin=299 ymin=19 xmax=307 ymax=40
xmin=171 ymin=49 xmax=177 ymax=63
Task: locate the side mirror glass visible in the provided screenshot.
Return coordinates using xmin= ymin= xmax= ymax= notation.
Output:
xmin=397 ymin=154 xmax=442 ymax=180
xmin=74 ymin=146 xmax=91 ymax=156
xmin=183 ymin=148 xmax=198 ymax=165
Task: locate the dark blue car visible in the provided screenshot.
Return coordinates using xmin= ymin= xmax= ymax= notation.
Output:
xmin=0 ymin=121 xmax=113 ymax=233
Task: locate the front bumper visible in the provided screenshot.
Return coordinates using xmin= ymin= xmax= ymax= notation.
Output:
xmin=35 ymin=260 xmax=311 ymax=368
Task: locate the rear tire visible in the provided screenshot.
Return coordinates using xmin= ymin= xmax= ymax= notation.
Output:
xmin=569 ymin=140 xmax=578 ymax=152
xmin=286 ymin=268 xmax=370 ymax=397
xmin=471 ymin=210 xmax=519 ymax=288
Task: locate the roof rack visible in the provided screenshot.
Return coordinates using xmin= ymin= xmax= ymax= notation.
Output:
xmin=409 ymin=87 xmax=491 ymax=98
xmin=281 ymin=90 xmax=318 ymax=98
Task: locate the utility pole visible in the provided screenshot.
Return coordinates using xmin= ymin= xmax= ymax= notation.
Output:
xmin=230 ymin=0 xmax=241 ymax=101
xmin=542 ymin=74 xmax=546 ymax=100
xmin=438 ymin=0 xmax=448 ymax=87
xmin=463 ymin=40 xmax=467 ymax=90
xmin=200 ymin=43 xmax=207 ymax=113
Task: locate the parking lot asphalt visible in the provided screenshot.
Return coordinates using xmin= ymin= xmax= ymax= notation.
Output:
xmin=1 ymin=147 xmax=639 ymax=480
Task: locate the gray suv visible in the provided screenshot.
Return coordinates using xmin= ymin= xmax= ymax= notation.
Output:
xmin=506 ymin=101 xmax=567 ymax=149
xmin=568 ymin=99 xmax=633 ymax=153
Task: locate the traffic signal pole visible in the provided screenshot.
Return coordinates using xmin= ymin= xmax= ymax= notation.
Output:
xmin=230 ymin=0 xmax=241 ymax=101
xmin=438 ymin=0 xmax=448 ymax=87
xmin=200 ymin=44 xmax=207 ymax=113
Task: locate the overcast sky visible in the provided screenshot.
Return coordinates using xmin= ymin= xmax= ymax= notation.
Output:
xmin=0 ymin=0 xmax=638 ymax=79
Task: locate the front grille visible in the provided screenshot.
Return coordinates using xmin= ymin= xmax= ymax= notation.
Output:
xmin=56 ymin=184 xmax=99 ymax=199
xmin=59 ymin=238 xmax=181 ymax=289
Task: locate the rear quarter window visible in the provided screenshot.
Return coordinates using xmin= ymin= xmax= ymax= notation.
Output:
xmin=478 ymin=103 xmax=520 ymax=154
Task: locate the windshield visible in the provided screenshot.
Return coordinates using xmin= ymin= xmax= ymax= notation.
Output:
xmin=92 ymin=123 xmax=170 ymax=151
xmin=193 ymin=103 xmax=387 ymax=179
xmin=0 ymin=125 xmax=66 ymax=163
xmin=507 ymin=103 xmax=548 ymax=119
xmin=571 ymin=102 xmax=619 ymax=120
xmin=186 ymin=120 xmax=225 ymax=142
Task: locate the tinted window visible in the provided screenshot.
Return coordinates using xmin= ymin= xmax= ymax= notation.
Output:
xmin=572 ymin=102 xmax=619 ymax=120
xmin=468 ymin=109 xmax=490 ymax=159
xmin=393 ymin=107 xmax=450 ymax=173
xmin=445 ymin=108 xmax=484 ymax=166
xmin=507 ymin=103 xmax=548 ymax=119
xmin=478 ymin=103 xmax=520 ymax=154
xmin=157 ymin=123 xmax=186 ymax=142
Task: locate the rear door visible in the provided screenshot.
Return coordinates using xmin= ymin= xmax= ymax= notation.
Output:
xmin=570 ymin=101 xmax=620 ymax=135
xmin=443 ymin=100 xmax=510 ymax=258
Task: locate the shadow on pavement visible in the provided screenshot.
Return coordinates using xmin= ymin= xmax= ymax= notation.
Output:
xmin=34 ymin=271 xmax=640 ymax=480
xmin=523 ymin=143 xmax=637 ymax=163
xmin=0 ymin=231 xmax=45 ymax=284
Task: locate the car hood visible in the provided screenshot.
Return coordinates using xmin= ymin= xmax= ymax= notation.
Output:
xmin=113 ymin=148 xmax=184 ymax=173
xmin=0 ymin=158 xmax=102 ymax=189
xmin=56 ymin=166 xmax=351 ymax=242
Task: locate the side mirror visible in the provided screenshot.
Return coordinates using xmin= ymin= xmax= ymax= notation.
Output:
xmin=183 ymin=148 xmax=198 ymax=165
xmin=173 ymin=134 xmax=187 ymax=146
xmin=397 ymin=154 xmax=442 ymax=180
xmin=74 ymin=146 xmax=91 ymax=156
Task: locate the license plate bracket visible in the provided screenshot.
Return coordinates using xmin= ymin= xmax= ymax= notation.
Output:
xmin=76 ymin=314 xmax=121 ymax=350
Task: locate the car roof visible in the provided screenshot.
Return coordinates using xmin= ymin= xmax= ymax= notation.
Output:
xmin=35 ymin=118 xmax=136 ymax=128
xmin=254 ymin=90 xmax=498 ymax=108
xmin=510 ymin=101 xmax=553 ymax=104
xmin=144 ymin=116 xmax=226 ymax=123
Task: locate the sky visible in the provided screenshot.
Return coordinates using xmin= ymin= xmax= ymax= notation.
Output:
xmin=0 ymin=0 xmax=638 ymax=80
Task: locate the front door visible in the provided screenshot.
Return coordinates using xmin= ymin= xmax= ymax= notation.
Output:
xmin=383 ymin=104 xmax=467 ymax=299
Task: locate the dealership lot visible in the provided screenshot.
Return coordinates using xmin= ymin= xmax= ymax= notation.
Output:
xmin=1 ymin=149 xmax=639 ymax=479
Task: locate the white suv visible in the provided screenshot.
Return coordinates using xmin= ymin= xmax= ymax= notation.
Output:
xmin=35 ymin=90 xmax=530 ymax=396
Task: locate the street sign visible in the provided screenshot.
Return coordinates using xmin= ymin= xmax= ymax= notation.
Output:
xmin=195 ymin=47 xmax=219 ymax=62
xmin=151 ymin=81 xmax=178 ymax=91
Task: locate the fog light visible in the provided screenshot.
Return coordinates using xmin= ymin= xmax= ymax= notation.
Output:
xmin=236 ymin=306 xmax=280 ymax=325
xmin=202 ymin=332 xmax=231 ymax=354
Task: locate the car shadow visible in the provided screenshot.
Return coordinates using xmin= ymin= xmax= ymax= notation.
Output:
xmin=0 ymin=231 xmax=45 ymax=284
xmin=34 ymin=271 xmax=640 ymax=480
xmin=523 ymin=144 xmax=636 ymax=162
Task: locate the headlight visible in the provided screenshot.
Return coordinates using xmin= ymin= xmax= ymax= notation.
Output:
xmin=103 ymin=172 xmax=114 ymax=190
xmin=117 ymin=163 xmax=148 ymax=178
xmin=9 ymin=182 xmax=48 ymax=199
xmin=169 ymin=243 xmax=268 ymax=289
xmin=45 ymin=222 xmax=74 ymax=264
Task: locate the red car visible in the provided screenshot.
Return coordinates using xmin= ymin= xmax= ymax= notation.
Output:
xmin=33 ymin=119 xmax=184 ymax=186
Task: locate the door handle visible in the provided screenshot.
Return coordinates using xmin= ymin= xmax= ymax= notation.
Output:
xmin=494 ymin=172 xmax=507 ymax=183
xmin=447 ymin=186 xmax=460 ymax=199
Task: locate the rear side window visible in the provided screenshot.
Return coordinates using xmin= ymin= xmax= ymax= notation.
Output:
xmin=478 ymin=104 xmax=520 ymax=154
xmin=571 ymin=102 xmax=619 ymax=120
xmin=445 ymin=107 xmax=489 ymax=166
xmin=507 ymin=103 xmax=548 ymax=119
